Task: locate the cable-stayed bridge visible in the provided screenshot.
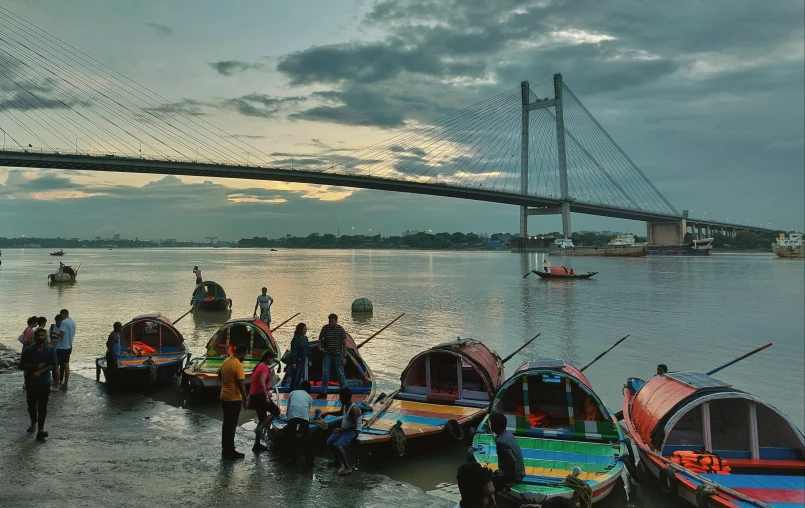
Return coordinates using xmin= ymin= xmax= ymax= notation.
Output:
xmin=0 ymin=7 xmax=774 ymax=245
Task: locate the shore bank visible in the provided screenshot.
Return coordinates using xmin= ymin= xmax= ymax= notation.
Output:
xmin=0 ymin=353 xmax=447 ymax=508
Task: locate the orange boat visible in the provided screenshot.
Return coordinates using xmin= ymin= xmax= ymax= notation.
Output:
xmin=622 ymin=372 xmax=805 ymax=507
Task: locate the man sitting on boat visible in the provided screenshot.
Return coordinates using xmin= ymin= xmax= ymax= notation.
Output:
xmin=656 ymin=363 xmax=668 ymax=376
xmin=489 ymin=412 xmax=525 ymax=492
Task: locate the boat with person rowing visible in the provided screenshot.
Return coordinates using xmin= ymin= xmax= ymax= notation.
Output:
xmin=356 ymin=336 xmax=515 ymax=455
xmin=532 ymin=267 xmax=598 ymax=279
xmin=95 ymin=313 xmax=191 ymax=390
xmin=470 ymin=356 xmax=628 ymax=505
xmin=191 ymin=281 xmax=232 ymax=311
xmin=621 ymin=345 xmax=805 ymax=508
xmin=182 ymin=317 xmax=281 ymax=394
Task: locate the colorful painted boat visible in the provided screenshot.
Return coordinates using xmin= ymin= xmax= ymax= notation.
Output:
xmin=191 ymin=281 xmax=231 ymax=311
xmin=622 ymin=371 xmax=805 ymax=507
xmin=182 ymin=317 xmax=281 ymax=393
xmin=95 ymin=313 xmax=191 ymax=389
xmin=533 ymin=269 xmax=598 ymax=280
xmin=355 ymin=338 xmax=505 ymax=449
xmin=471 ymin=358 xmax=626 ymax=505
xmin=272 ymin=333 xmax=375 ymax=433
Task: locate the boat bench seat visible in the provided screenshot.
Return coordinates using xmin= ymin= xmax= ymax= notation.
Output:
xmin=504 ymin=414 xmax=620 ymax=442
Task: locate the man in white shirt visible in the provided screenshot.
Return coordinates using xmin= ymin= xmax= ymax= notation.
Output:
xmin=57 ymin=309 xmax=76 ymax=390
xmin=253 ymin=287 xmax=274 ymax=325
xmin=283 ymin=380 xmax=313 ymax=465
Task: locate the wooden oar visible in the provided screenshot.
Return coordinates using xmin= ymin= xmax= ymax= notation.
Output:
xmin=579 ymin=334 xmax=631 ymax=372
xmin=362 ymin=390 xmax=400 ymax=430
xmin=706 ymin=343 xmax=773 ymax=376
xmin=501 ymin=333 xmax=541 ymax=364
xmin=522 ymin=271 xmax=533 ymax=278
xmin=357 ymin=313 xmax=406 ymax=349
xmin=172 ymin=304 xmax=196 ymax=324
xmin=271 ymin=312 xmax=300 ymax=333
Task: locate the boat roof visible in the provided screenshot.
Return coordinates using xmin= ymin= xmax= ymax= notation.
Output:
xmin=401 ymin=338 xmax=504 ymax=390
xmin=223 ymin=316 xmax=272 ymax=335
xmin=514 ymin=357 xmax=594 ymax=390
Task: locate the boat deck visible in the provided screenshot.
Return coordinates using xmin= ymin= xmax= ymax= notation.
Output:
xmin=684 ymin=473 xmax=804 ymax=508
xmin=99 ymin=353 xmax=187 ymax=369
xmin=356 ymin=398 xmax=484 ymax=443
xmin=273 ymin=390 xmax=373 ymax=431
xmin=473 ymin=434 xmax=623 ymax=496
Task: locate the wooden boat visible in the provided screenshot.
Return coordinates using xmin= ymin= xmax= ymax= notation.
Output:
xmin=532 ymin=268 xmax=597 ymax=279
xmin=50 ymin=250 xmax=65 ymax=256
xmin=95 ymin=313 xmax=191 ymax=389
xmin=48 ymin=264 xmax=78 ymax=282
xmin=622 ymin=371 xmax=805 ymax=507
xmin=191 ymin=281 xmax=231 ymax=311
xmin=272 ymin=333 xmax=376 ymax=434
xmin=182 ymin=317 xmax=281 ymax=394
xmin=471 ymin=358 xmax=627 ymax=504
xmin=356 ymin=338 xmax=505 ymax=449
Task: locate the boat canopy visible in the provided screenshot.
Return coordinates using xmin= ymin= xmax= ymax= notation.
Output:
xmin=207 ymin=318 xmax=277 ymax=357
xmin=192 ymin=281 xmax=227 ymax=302
xmin=630 ymin=372 xmax=805 ymax=461
xmin=397 ymin=338 xmax=504 ymax=408
xmin=121 ymin=314 xmax=185 ymax=354
xmin=489 ymin=358 xmax=620 ymax=442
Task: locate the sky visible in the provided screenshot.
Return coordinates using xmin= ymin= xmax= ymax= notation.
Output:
xmin=0 ymin=0 xmax=803 ymax=241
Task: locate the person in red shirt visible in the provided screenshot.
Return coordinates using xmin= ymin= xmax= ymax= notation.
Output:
xmin=247 ymin=349 xmax=280 ymax=453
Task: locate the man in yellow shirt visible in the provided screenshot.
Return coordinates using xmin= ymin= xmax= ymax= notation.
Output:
xmin=220 ymin=344 xmax=248 ymax=459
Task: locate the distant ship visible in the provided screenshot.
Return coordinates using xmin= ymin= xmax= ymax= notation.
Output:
xmin=772 ymin=231 xmax=804 ymax=258
xmin=548 ymin=233 xmax=647 ymax=257
xmin=646 ymin=237 xmax=713 ymax=256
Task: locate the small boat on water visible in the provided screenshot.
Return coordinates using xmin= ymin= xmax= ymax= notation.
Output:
xmin=532 ymin=267 xmax=598 ymax=279
xmin=772 ymin=231 xmax=804 ymax=259
xmin=50 ymin=250 xmax=65 ymax=256
xmin=191 ymin=281 xmax=232 ymax=311
xmin=182 ymin=317 xmax=281 ymax=394
xmin=95 ymin=313 xmax=191 ymax=389
xmin=470 ymin=357 xmax=627 ymax=505
xmin=48 ymin=263 xmax=79 ymax=282
xmin=272 ymin=332 xmax=376 ymax=434
xmin=356 ymin=338 xmax=504 ymax=452
xmin=622 ymin=369 xmax=805 ymax=507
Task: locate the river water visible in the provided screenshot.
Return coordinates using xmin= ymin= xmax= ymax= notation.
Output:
xmin=1 ymin=248 xmax=803 ymax=506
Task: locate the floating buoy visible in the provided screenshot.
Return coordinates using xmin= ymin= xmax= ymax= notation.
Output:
xmin=351 ymin=297 xmax=373 ymax=313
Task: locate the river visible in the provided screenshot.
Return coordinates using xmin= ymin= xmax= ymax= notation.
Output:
xmin=1 ymin=248 xmax=803 ymax=507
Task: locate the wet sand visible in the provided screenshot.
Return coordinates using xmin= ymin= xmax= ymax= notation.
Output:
xmin=0 ymin=365 xmax=447 ymax=508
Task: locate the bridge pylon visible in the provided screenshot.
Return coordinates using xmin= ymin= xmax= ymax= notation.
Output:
xmin=518 ymin=74 xmax=571 ymax=249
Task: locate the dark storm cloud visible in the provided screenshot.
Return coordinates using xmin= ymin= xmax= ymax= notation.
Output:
xmin=146 ymin=22 xmax=173 ymax=36
xmin=142 ymin=98 xmax=209 ymax=117
xmin=210 ymin=60 xmax=267 ymax=76
xmin=218 ymin=93 xmax=306 ymax=118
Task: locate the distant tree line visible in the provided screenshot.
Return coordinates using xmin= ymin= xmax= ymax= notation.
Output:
xmin=237 ymin=231 xmax=494 ymax=249
xmin=710 ymin=231 xmax=780 ymax=251
xmin=0 ymin=237 xmax=206 ymax=248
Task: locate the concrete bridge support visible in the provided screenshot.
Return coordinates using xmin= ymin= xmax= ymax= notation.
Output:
xmin=647 ymin=219 xmax=686 ymax=245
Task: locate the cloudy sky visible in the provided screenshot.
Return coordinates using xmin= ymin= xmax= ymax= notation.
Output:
xmin=0 ymin=0 xmax=802 ymax=241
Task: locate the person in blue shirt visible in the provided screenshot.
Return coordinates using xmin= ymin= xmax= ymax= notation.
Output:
xmin=289 ymin=323 xmax=311 ymax=390
xmin=57 ymin=309 xmax=76 ymax=390
xmin=19 ymin=328 xmax=57 ymax=440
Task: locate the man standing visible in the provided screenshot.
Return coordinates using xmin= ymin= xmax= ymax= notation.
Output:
xmin=193 ymin=266 xmax=203 ymax=285
xmin=57 ymin=309 xmax=76 ymax=390
xmin=19 ymin=328 xmax=57 ymax=440
xmin=105 ymin=322 xmax=123 ymax=390
xmin=49 ymin=314 xmax=64 ymax=390
xmin=317 ymin=313 xmax=347 ymax=399
xmin=220 ymin=344 xmax=249 ymax=459
xmin=253 ymin=287 xmax=274 ymax=325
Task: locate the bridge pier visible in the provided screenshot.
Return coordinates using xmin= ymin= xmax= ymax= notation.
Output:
xmin=646 ymin=219 xmax=686 ymax=245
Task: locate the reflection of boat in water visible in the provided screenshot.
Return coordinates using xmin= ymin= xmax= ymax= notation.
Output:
xmin=623 ymin=371 xmax=805 ymax=507
xmin=50 ymin=250 xmax=65 ymax=256
xmin=356 ymin=338 xmax=504 ymax=451
xmin=95 ymin=313 xmax=191 ymax=390
xmin=48 ymin=263 xmax=79 ymax=282
xmin=772 ymin=231 xmax=804 ymax=258
xmin=472 ymin=358 xmax=627 ymax=505
xmin=182 ymin=317 xmax=280 ymax=394
xmin=191 ymin=281 xmax=232 ymax=311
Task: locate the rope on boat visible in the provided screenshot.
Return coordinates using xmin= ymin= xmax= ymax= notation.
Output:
xmin=696 ymin=484 xmax=716 ymax=508
xmin=562 ymin=471 xmax=592 ymax=508
xmin=389 ymin=420 xmax=406 ymax=457
xmin=145 ymin=357 xmax=157 ymax=384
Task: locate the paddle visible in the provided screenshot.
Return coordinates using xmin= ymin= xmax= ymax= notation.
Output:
xmin=357 ymin=313 xmax=406 ymax=349
xmin=579 ymin=334 xmax=631 ymax=372
xmin=501 ymin=333 xmax=541 ymax=364
xmin=271 ymin=312 xmax=301 ymax=333
xmin=522 ymin=271 xmax=533 ymax=278
xmin=172 ymin=304 xmax=196 ymax=325
xmin=706 ymin=343 xmax=773 ymax=376
xmin=75 ymin=261 xmax=82 ymax=274
xmin=362 ymin=389 xmax=400 ymax=430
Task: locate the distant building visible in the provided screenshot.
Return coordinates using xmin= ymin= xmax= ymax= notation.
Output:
xmin=401 ymin=230 xmax=422 ymax=237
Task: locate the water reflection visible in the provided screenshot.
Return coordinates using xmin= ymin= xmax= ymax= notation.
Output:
xmin=48 ymin=279 xmax=78 ymax=294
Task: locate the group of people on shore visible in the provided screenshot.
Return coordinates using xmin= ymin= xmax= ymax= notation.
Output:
xmin=17 ymin=309 xmax=76 ymax=440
